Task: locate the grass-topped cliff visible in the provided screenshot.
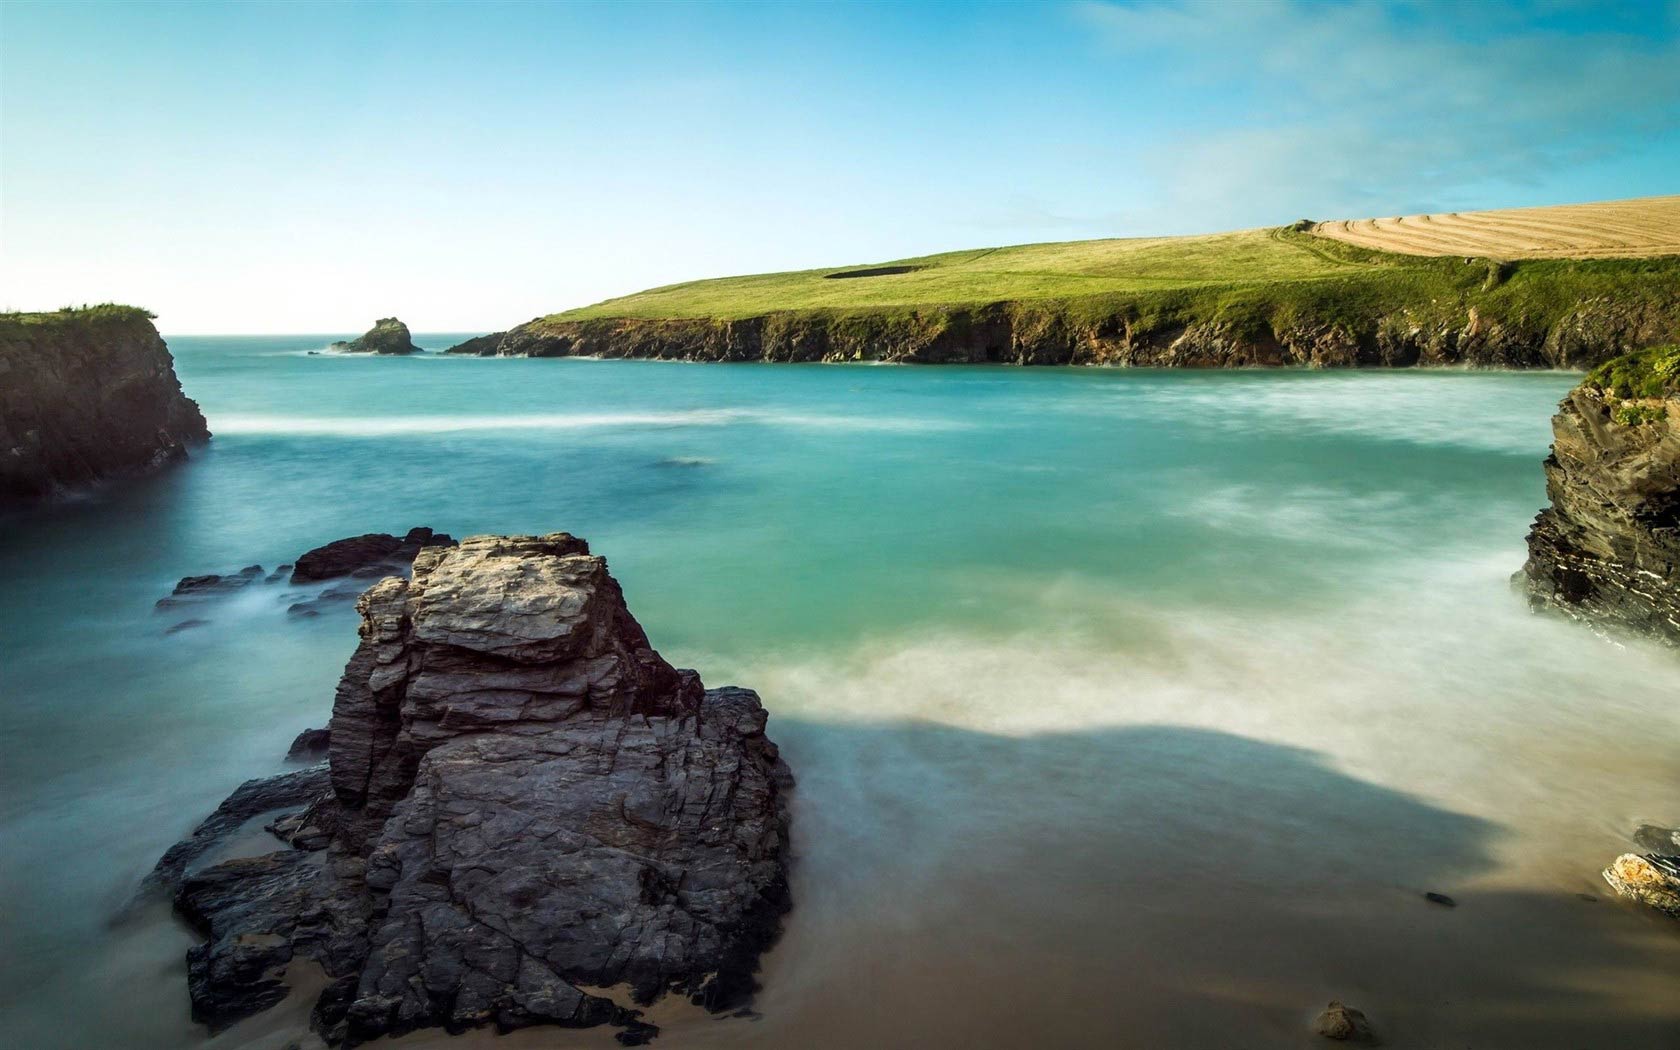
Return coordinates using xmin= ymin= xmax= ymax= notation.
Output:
xmin=450 ymin=206 xmax=1680 ymax=368
xmin=0 ymin=305 xmax=207 ymax=504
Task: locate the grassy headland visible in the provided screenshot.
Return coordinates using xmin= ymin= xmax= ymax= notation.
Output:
xmin=453 ymin=217 xmax=1680 ymax=368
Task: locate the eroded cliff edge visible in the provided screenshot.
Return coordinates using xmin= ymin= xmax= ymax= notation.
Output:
xmin=1 ymin=306 xmax=209 ymax=504
xmin=154 ymin=533 xmax=793 ymax=1046
xmin=1522 ymin=346 xmax=1680 ymax=643
xmin=449 ymin=249 xmax=1680 ymax=368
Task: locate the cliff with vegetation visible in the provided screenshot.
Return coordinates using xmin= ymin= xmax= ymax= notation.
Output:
xmin=449 ymin=227 xmax=1680 ymax=368
xmin=1523 ymin=346 xmax=1680 ymax=643
xmin=0 ymin=306 xmax=209 ymax=504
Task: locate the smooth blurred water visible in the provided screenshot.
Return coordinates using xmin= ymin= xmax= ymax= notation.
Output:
xmin=1 ymin=338 xmax=1677 ymax=1049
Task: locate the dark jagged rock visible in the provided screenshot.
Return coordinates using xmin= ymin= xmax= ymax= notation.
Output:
xmin=159 ymin=532 xmax=793 ymax=1046
xmin=290 ymin=527 xmax=454 ymax=583
xmin=445 ymin=291 xmax=1678 ymax=370
xmin=156 ymin=565 xmax=265 ymax=609
xmin=329 ymin=318 xmax=420 ymax=356
xmin=1 ymin=307 xmax=209 ymax=505
xmin=147 ymin=765 xmax=332 ymax=893
xmin=1634 ymin=824 xmax=1680 ymax=853
xmin=286 ymin=727 xmax=331 ymax=760
xmin=1521 ymin=347 xmax=1680 ymax=644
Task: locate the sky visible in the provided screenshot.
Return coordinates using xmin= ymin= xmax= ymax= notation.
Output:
xmin=2 ymin=0 xmax=1677 ymax=334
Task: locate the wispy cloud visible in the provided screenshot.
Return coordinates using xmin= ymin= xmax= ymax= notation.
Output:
xmin=1073 ymin=0 xmax=1680 ymax=222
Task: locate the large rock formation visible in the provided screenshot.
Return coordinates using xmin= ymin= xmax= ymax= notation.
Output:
xmin=156 ymin=533 xmax=793 ymax=1045
xmin=1522 ymin=347 xmax=1680 ymax=643
xmin=331 ymin=317 xmax=420 ymax=355
xmin=0 ymin=306 xmax=209 ymax=504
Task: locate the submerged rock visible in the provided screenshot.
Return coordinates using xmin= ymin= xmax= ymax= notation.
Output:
xmin=1602 ymin=853 xmax=1680 ymax=918
xmin=157 ymin=532 xmax=793 ymax=1045
xmin=1311 ymin=1000 xmax=1376 ymax=1043
xmin=289 ymin=526 xmax=453 ymax=583
xmin=1521 ymin=347 xmax=1680 ymax=643
xmin=156 ymin=565 xmax=265 ymax=609
xmin=286 ymin=727 xmax=330 ymax=760
xmin=328 ymin=317 xmax=420 ymax=355
xmin=1633 ymin=824 xmax=1680 ymax=853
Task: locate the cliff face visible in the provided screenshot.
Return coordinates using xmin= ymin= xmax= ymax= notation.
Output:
xmin=0 ymin=307 xmax=209 ymax=504
xmin=331 ymin=317 xmax=419 ymax=355
xmin=157 ymin=533 xmax=793 ymax=1046
xmin=448 ymin=295 xmax=1675 ymax=369
xmin=1523 ymin=348 xmax=1680 ymax=643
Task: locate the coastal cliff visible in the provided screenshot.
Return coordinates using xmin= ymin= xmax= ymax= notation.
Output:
xmin=449 ymin=229 xmax=1680 ymax=368
xmin=0 ymin=306 xmax=209 ymax=504
xmin=1522 ymin=347 xmax=1680 ymax=643
xmin=155 ymin=533 xmax=793 ymax=1046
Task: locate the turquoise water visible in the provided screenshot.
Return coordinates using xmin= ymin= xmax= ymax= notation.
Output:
xmin=2 ymin=338 xmax=1678 ymax=1048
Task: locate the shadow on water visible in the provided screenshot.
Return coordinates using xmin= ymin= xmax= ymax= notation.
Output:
xmin=697 ymin=719 xmax=1680 ymax=1050
xmin=4 ymin=697 xmax=1678 ymax=1050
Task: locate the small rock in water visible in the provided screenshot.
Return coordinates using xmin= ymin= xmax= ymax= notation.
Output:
xmin=165 ymin=618 xmax=210 ymax=635
xmin=285 ymin=727 xmax=329 ymax=760
xmin=155 ymin=566 xmax=263 ymax=609
xmin=1312 ymin=1000 xmax=1375 ymax=1043
xmin=1633 ymin=824 xmax=1680 ymax=852
xmin=1602 ymin=853 xmax=1680 ymax=918
xmin=289 ymin=526 xmax=454 ymax=583
xmin=1423 ymin=891 xmax=1456 ymax=907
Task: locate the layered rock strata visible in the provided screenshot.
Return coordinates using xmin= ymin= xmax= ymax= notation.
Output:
xmin=446 ymin=295 xmax=1676 ymax=369
xmin=154 ymin=533 xmax=793 ymax=1045
xmin=0 ymin=307 xmax=208 ymax=504
xmin=1522 ymin=347 xmax=1680 ymax=643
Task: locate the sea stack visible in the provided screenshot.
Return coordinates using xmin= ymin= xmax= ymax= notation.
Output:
xmin=1521 ymin=346 xmax=1680 ymax=643
xmin=330 ymin=317 xmax=421 ymax=355
xmin=0 ymin=306 xmax=209 ymax=504
xmin=155 ymin=533 xmax=793 ymax=1046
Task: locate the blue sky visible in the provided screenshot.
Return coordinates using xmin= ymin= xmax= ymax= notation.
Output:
xmin=2 ymin=0 xmax=1676 ymax=333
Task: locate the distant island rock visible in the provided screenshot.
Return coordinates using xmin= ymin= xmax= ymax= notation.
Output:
xmin=1522 ymin=345 xmax=1680 ymax=644
xmin=152 ymin=532 xmax=794 ymax=1046
xmin=330 ymin=317 xmax=420 ymax=355
xmin=0 ymin=305 xmax=209 ymax=505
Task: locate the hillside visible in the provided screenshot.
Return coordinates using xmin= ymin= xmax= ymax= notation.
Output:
xmin=450 ymin=201 xmax=1680 ymax=369
xmin=1312 ymin=195 xmax=1680 ymax=260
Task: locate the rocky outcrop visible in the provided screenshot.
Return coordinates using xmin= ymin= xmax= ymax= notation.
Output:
xmin=446 ymin=292 xmax=1678 ymax=370
xmin=0 ymin=306 xmax=209 ymax=504
xmin=1602 ymin=853 xmax=1680 ymax=918
xmin=1311 ymin=1000 xmax=1376 ymax=1043
xmin=290 ymin=527 xmax=454 ymax=582
xmin=1522 ymin=347 xmax=1680 ymax=643
xmin=330 ymin=318 xmax=420 ymax=355
xmin=155 ymin=532 xmax=793 ymax=1046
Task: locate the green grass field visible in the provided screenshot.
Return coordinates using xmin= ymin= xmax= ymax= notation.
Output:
xmin=557 ymin=228 xmax=1371 ymax=320
xmin=550 ymin=227 xmax=1680 ymax=333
